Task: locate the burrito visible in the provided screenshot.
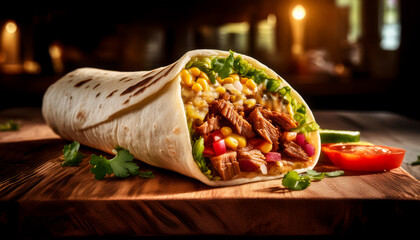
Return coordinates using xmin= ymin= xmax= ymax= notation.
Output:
xmin=42 ymin=49 xmax=320 ymax=186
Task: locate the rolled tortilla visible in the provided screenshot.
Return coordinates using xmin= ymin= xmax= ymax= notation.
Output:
xmin=42 ymin=49 xmax=320 ymax=186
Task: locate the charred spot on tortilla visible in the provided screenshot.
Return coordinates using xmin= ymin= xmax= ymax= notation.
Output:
xmin=123 ymin=99 xmax=130 ymax=105
xmin=173 ymin=127 xmax=181 ymax=135
xmin=76 ymin=111 xmax=86 ymax=121
xmin=120 ymin=63 xmax=176 ymax=96
xmin=96 ymin=92 xmax=101 ymax=98
xmin=93 ymin=83 xmax=100 ymax=89
xmin=74 ymin=78 xmax=92 ymax=87
xmin=119 ymin=77 xmax=130 ymax=82
xmin=106 ymin=90 xmax=118 ymax=98
xmin=84 ymin=85 xmax=90 ymax=89
xmin=120 ymin=78 xmax=152 ymax=96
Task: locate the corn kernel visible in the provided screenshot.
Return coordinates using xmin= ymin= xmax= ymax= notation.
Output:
xmin=231 ymin=133 xmax=246 ymax=148
xmin=192 ymin=83 xmax=203 ymax=92
xmin=189 ymin=67 xmax=201 ymax=77
xmin=196 ymin=77 xmax=209 ymax=91
xmin=198 ymin=72 xmax=210 ymax=83
xmin=244 ymin=99 xmax=256 ymax=108
xmin=220 ymin=126 xmax=232 ymax=137
xmin=245 ymin=79 xmax=257 ymax=89
xmin=181 ymin=69 xmax=194 ymax=87
xmin=230 ymin=74 xmax=240 ymax=82
xmin=259 ymin=141 xmax=273 ymax=153
xmin=223 ymin=77 xmax=234 ymax=83
xmin=216 ymin=86 xmax=226 ymax=94
xmin=240 ymin=77 xmax=249 ymax=84
xmin=225 ymin=136 xmax=238 ymax=150
xmin=217 ymin=76 xmax=224 ymax=84
xmin=230 ymin=95 xmax=236 ymax=101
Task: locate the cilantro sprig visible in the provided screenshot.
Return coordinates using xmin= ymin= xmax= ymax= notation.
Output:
xmin=61 ymin=141 xmax=154 ymax=180
xmin=411 ymin=156 xmax=420 ymax=166
xmin=62 ymin=141 xmax=85 ymax=166
xmin=90 ymin=146 xmax=154 ymax=180
xmin=0 ymin=120 xmax=19 ymax=131
xmin=282 ymin=169 xmax=344 ymax=191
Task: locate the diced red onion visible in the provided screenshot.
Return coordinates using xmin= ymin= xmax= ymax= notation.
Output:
xmin=295 ymin=133 xmax=307 ymax=147
xmin=265 ymin=152 xmax=282 ymax=162
xmin=233 ymin=80 xmax=243 ymax=91
xmin=304 ymin=143 xmax=315 ymax=157
xmin=260 ymin=164 xmax=268 ymax=175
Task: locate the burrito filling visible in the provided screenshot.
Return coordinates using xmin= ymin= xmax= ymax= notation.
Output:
xmin=181 ymin=51 xmax=319 ymax=181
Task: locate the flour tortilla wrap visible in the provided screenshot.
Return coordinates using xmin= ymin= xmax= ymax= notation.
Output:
xmin=42 ymin=49 xmax=320 ymax=186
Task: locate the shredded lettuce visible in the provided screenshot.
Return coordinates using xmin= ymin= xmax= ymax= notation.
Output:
xmin=212 ymin=50 xmax=235 ymax=78
xmin=192 ymin=136 xmax=212 ymax=179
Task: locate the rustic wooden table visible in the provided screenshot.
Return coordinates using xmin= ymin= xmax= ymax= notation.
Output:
xmin=1 ymin=108 xmax=419 ymax=238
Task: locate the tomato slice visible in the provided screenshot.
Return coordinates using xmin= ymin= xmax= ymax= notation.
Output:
xmin=321 ymin=143 xmax=406 ymax=171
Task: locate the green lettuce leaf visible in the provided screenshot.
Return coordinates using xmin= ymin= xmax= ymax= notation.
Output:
xmin=192 ymin=136 xmax=212 ymax=179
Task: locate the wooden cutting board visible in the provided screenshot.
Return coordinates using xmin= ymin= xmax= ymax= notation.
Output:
xmin=1 ymin=108 xmax=419 ymax=238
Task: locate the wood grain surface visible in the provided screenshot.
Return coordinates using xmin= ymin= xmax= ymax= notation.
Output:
xmin=1 ymin=108 xmax=420 ymax=238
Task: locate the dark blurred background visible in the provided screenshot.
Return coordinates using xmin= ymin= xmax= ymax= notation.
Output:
xmin=1 ymin=0 xmax=419 ymax=120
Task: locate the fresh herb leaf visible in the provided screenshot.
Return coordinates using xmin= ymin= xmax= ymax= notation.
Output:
xmin=90 ymin=154 xmax=113 ymax=180
xmin=282 ymin=170 xmax=311 ymax=190
xmin=0 ymin=120 xmax=19 ymax=131
xmin=136 ymin=171 xmax=155 ymax=178
xmin=411 ymin=156 xmax=420 ymax=166
xmin=283 ymin=170 xmax=345 ymax=191
xmin=306 ymin=169 xmax=325 ymax=180
xmin=62 ymin=141 xmax=85 ymax=166
xmin=108 ymin=146 xmax=139 ymax=178
xmin=325 ymin=170 xmax=345 ymax=177
xmin=89 ymin=146 xmax=153 ymax=180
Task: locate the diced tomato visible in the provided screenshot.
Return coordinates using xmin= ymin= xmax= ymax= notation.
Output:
xmin=213 ymin=139 xmax=227 ymax=155
xmin=265 ymin=152 xmax=282 ymax=162
xmin=211 ymin=130 xmax=224 ymax=142
xmin=203 ymin=145 xmax=216 ymax=156
xmin=321 ymin=143 xmax=406 ymax=171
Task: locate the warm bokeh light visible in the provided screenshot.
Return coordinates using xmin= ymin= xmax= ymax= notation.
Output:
xmin=5 ymin=21 xmax=17 ymax=34
xmin=292 ymin=4 xmax=306 ymax=21
xmin=49 ymin=44 xmax=62 ymax=59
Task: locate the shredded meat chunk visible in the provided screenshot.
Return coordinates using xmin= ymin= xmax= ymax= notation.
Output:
xmin=248 ymin=107 xmax=280 ymax=151
xmin=195 ymin=115 xmax=221 ymax=137
xmin=282 ymin=141 xmax=309 ymax=161
xmin=259 ymin=108 xmax=297 ymax=131
xmin=211 ymin=99 xmax=255 ymax=138
xmin=210 ymin=151 xmax=240 ymax=180
xmin=237 ymin=148 xmax=267 ymax=173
